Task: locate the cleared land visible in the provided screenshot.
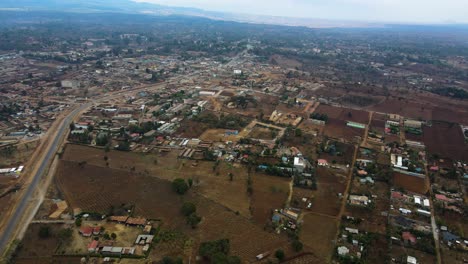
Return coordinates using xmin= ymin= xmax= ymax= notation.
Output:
xmin=54 ymin=144 xmax=290 ymax=261
xmin=393 ymin=172 xmax=428 ymax=195
xmin=300 ymin=213 xmax=338 ymax=262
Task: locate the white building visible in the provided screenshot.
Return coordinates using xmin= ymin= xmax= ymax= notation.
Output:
xmin=294 ymin=156 xmax=306 ymax=172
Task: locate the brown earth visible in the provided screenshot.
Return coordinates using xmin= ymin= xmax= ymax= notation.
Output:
xmin=393 ymin=172 xmax=428 ymax=195
xmin=423 ymin=122 xmax=468 ymax=161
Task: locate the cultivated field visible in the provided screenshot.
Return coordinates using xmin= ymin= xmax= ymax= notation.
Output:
xmin=309 ymin=167 xmax=347 ymax=217
xmin=54 ymin=144 xmax=292 ymax=261
xmin=393 ymin=172 xmax=428 ymax=195
xmin=423 ymin=122 xmax=468 ymax=161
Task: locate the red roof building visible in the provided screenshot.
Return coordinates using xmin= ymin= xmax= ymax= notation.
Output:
xmin=402 ymin=232 xmax=417 ymax=245
xmin=435 ymin=194 xmax=453 ymax=203
xmin=391 ymin=191 xmax=405 ymax=200
xmin=79 ymin=226 xmax=94 ymax=237
xmin=88 ymin=240 xmax=99 ymax=252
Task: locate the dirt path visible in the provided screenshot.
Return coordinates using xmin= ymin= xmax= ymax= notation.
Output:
xmin=360 ymin=111 xmax=374 ymax=147
xmin=285 ymin=176 xmax=294 ymax=207
xmin=329 ymin=144 xmax=359 ymax=262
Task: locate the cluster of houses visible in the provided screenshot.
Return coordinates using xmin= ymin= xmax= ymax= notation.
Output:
xmin=78 ymin=216 xmax=154 ymax=257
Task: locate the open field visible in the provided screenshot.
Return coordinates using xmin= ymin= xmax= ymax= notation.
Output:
xmin=54 ymin=144 xmax=291 ymax=261
xmin=248 ymin=125 xmax=278 ymax=140
xmin=60 ymin=144 xmax=253 ymax=217
xmin=175 ymin=119 xmax=215 ymax=138
xmin=423 ymin=122 xmax=468 ymax=161
xmin=0 ymin=140 xmax=39 ymax=168
xmin=323 ymin=118 xmax=365 ymax=142
xmin=315 ymin=105 xmax=369 ymax=124
xmin=300 ymin=213 xmax=337 ymax=261
xmin=393 ymin=172 xmax=428 ymax=195
xmin=310 ymin=167 xmax=347 ymax=216
xmin=440 ymin=245 xmax=468 ymax=264
xmin=13 ymin=223 xmax=65 ymax=261
xmin=200 ymin=128 xmax=243 ymax=142
xmin=389 ymin=245 xmax=436 ymax=264
xmin=370 ymin=98 xmax=433 ymax=121
xmin=250 ymin=173 xmax=290 ymax=225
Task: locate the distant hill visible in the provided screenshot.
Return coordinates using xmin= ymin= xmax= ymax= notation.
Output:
xmin=0 ymin=0 xmax=381 ymax=28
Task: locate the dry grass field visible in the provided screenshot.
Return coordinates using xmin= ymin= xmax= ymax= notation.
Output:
xmin=53 ymin=144 xmax=292 ymax=261
xmin=300 ymin=213 xmax=338 ymax=262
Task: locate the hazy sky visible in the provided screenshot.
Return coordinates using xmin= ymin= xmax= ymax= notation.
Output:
xmin=134 ymin=0 xmax=468 ymax=23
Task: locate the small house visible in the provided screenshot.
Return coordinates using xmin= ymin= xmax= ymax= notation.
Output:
xmin=337 ymin=246 xmax=349 ymax=256
xmin=88 ymin=240 xmax=98 ymax=252
xmin=402 ymin=232 xmax=417 ymax=245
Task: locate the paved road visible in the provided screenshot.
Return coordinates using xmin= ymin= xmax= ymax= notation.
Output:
xmin=0 ymin=103 xmax=90 ymax=254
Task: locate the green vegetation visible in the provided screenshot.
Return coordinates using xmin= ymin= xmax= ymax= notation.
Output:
xmin=38 ymin=226 xmax=50 ymax=239
xmin=275 ymin=249 xmax=285 ymax=261
xmin=193 ymin=112 xmax=249 ymax=130
xmin=310 ymin=113 xmax=329 ymax=123
xmin=172 ymin=178 xmax=189 ymax=195
xmin=432 ymin=87 xmax=468 ymax=99
xmin=199 ymin=239 xmax=240 ymax=263
xmin=181 ymin=202 xmax=196 ymax=216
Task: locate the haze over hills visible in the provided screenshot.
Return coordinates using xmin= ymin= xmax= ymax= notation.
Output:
xmin=0 ymin=0 xmax=382 ymax=28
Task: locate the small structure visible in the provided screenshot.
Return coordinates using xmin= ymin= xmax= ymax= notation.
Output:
xmin=407 ymin=256 xmax=417 ymax=264
xmin=88 ymin=240 xmax=99 ymax=253
xmin=402 ymin=232 xmax=417 ymax=245
xmin=135 ymin=235 xmax=154 ymax=245
xmin=294 ymin=157 xmax=306 ymax=172
xmin=337 ymin=246 xmax=350 ymax=256
xmin=126 ymin=217 xmax=147 ymax=226
xmin=109 ymin=216 xmax=129 ymax=223
xmin=80 ymin=226 xmax=101 ymax=237
xmin=143 ymin=224 xmax=152 ymax=234
xmin=349 ymin=195 xmax=370 ymax=206
xmin=317 ymin=159 xmax=328 ymax=167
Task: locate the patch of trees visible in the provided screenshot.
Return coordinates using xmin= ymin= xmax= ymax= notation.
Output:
xmin=172 ymin=178 xmax=190 ymax=195
xmin=95 ymin=132 xmax=110 ymax=146
xmin=115 ymin=141 xmax=130 ymax=151
xmin=310 ymin=113 xmax=329 ymax=122
xmin=181 ymin=202 xmax=202 ymax=228
xmin=432 ymin=87 xmax=468 ymax=100
xmin=68 ymin=130 xmax=92 ymax=144
xmin=342 ymin=95 xmax=378 ymax=107
xmin=199 ymin=239 xmax=241 ymax=264
xmin=193 ymin=112 xmax=248 ymax=130
xmin=161 ymin=256 xmax=183 ymax=264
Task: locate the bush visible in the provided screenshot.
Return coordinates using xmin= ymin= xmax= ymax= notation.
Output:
xmin=275 ymin=249 xmax=285 ymax=261
xmin=187 ymin=213 xmax=202 ymax=228
xmin=199 ymin=239 xmax=230 ymax=259
xmin=172 ymin=178 xmax=189 ymax=195
xmin=292 ymin=240 xmax=303 ymax=252
xmin=75 ymin=218 xmax=82 ymax=227
xmin=38 ymin=226 xmax=50 ymax=238
xmin=181 ymin=202 xmax=196 ymax=216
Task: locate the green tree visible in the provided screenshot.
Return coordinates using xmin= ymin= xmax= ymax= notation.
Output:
xmin=38 ymin=226 xmax=50 ymax=238
xmin=292 ymin=240 xmax=303 ymax=252
xmin=187 ymin=213 xmax=202 ymax=228
xmin=181 ymin=202 xmax=196 ymax=216
xmin=172 ymin=178 xmax=189 ymax=195
xmin=275 ymin=249 xmax=285 ymax=261
xmin=111 ymin=233 xmax=117 ymax=240
xmin=75 ymin=218 xmax=82 ymax=227
xmin=295 ymin=128 xmax=302 ymax=137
